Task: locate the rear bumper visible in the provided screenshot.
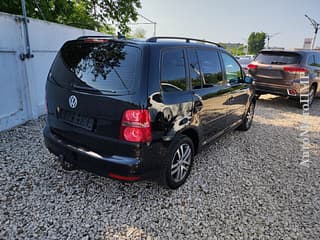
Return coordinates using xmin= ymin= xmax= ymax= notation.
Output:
xmin=43 ymin=126 xmax=145 ymax=180
xmin=254 ymin=83 xmax=301 ymax=98
xmin=255 ymin=84 xmax=289 ymax=96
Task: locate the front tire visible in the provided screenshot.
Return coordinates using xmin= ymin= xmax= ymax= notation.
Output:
xmin=238 ymin=101 xmax=255 ymax=131
xmin=162 ymin=136 xmax=194 ymax=189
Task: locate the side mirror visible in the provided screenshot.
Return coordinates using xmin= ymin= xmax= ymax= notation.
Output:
xmin=244 ymin=76 xmax=254 ymax=84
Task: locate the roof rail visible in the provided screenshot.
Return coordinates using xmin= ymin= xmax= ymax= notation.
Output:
xmin=146 ymin=36 xmax=222 ymax=48
xmin=77 ymin=35 xmax=115 ymax=40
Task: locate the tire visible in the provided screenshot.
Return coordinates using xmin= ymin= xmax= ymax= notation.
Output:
xmin=161 ymin=135 xmax=194 ymax=189
xmin=308 ymin=85 xmax=316 ymax=106
xmin=255 ymin=94 xmax=261 ymax=100
xmin=238 ymin=101 xmax=255 ymax=131
xmin=300 ymin=85 xmax=316 ymax=108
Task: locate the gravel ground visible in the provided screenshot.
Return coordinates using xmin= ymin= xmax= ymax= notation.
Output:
xmin=0 ymin=94 xmax=319 ymax=240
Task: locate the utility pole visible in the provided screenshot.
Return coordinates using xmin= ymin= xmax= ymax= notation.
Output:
xmin=20 ymin=0 xmax=33 ymax=60
xmin=266 ymin=32 xmax=280 ymax=48
xmin=305 ymin=14 xmax=320 ymax=49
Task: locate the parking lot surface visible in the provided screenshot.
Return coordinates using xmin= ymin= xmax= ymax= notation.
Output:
xmin=1 ymin=95 xmax=319 ymax=239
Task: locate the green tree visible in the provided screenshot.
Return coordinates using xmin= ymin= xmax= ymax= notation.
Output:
xmin=0 ymin=0 xmax=141 ymax=34
xmin=248 ymin=32 xmax=266 ymax=54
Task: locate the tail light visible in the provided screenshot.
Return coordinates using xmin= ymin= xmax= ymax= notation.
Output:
xmin=283 ymin=67 xmax=307 ymax=73
xmin=120 ymin=110 xmax=152 ymax=143
xmin=247 ymin=64 xmax=258 ymax=69
xmin=287 ymin=89 xmax=297 ymax=96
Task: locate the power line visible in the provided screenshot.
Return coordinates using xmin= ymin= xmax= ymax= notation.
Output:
xmin=266 ymin=32 xmax=280 ymax=48
xmin=127 ymin=14 xmax=157 ymax=37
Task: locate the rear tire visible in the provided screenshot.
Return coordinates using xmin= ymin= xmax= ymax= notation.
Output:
xmin=308 ymin=85 xmax=316 ymax=106
xmin=161 ymin=136 xmax=194 ymax=189
xmin=238 ymin=101 xmax=255 ymax=131
xmin=300 ymin=85 xmax=316 ymax=108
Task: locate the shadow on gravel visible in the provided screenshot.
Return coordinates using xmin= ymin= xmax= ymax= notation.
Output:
xmin=257 ymin=95 xmax=299 ymax=111
xmin=257 ymin=94 xmax=320 ymax=117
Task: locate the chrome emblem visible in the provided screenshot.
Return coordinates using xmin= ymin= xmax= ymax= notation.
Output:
xmin=69 ymin=95 xmax=77 ymax=109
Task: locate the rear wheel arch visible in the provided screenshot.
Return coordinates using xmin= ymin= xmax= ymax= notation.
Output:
xmin=180 ymin=128 xmax=200 ymax=155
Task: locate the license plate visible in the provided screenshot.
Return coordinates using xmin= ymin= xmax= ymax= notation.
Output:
xmin=58 ymin=109 xmax=94 ymax=130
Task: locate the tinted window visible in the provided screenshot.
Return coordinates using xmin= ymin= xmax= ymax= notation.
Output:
xmin=255 ymin=51 xmax=300 ymax=64
xmin=161 ymin=49 xmax=187 ymax=92
xmin=221 ymin=53 xmax=242 ymax=84
xmin=307 ymin=55 xmax=315 ymax=66
xmin=314 ymin=54 xmax=320 ymax=67
xmin=187 ymin=49 xmax=202 ymax=89
xmin=61 ymin=41 xmax=140 ymax=93
xmin=197 ymin=49 xmax=223 ymax=86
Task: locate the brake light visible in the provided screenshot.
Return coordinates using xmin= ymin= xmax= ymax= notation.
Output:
xmin=283 ymin=67 xmax=307 ymax=73
xmin=247 ymin=64 xmax=258 ymax=69
xmin=120 ymin=110 xmax=152 ymax=143
xmin=83 ymin=39 xmax=109 ymax=43
xmin=287 ymin=89 xmax=297 ymax=95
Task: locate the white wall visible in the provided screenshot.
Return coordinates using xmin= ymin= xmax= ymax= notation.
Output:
xmin=0 ymin=12 xmax=105 ymax=131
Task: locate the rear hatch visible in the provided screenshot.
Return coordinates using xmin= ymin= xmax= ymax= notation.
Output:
xmin=46 ymin=38 xmax=144 ymax=156
xmin=249 ymin=51 xmax=304 ymax=86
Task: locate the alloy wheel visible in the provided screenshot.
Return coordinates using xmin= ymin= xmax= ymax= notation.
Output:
xmin=171 ymin=143 xmax=192 ymax=183
xmin=309 ymin=86 xmax=315 ymax=105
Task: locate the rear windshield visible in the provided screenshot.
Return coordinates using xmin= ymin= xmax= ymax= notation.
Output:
xmin=255 ymin=52 xmax=301 ymax=65
xmin=61 ymin=41 xmax=140 ymax=93
xmin=238 ymin=58 xmax=252 ymax=65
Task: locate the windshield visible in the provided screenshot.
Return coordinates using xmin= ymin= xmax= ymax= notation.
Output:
xmin=61 ymin=41 xmax=140 ymax=93
xmin=255 ymin=52 xmax=301 ymax=65
xmin=238 ymin=58 xmax=252 ymax=65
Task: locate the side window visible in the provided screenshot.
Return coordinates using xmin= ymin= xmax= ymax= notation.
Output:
xmin=221 ymin=53 xmax=242 ymax=84
xmin=161 ymin=49 xmax=187 ymax=92
xmin=197 ymin=49 xmax=223 ymax=86
xmin=307 ymin=55 xmax=315 ymax=66
xmin=187 ymin=49 xmax=202 ymax=89
xmin=316 ymin=54 xmax=320 ymax=67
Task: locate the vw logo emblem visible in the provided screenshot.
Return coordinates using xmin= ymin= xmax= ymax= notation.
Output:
xmin=69 ymin=95 xmax=77 ymax=109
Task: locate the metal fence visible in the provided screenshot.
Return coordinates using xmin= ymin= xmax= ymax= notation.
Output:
xmin=0 ymin=12 xmax=104 ymax=131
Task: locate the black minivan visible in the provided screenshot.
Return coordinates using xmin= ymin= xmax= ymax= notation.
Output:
xmin=44 ymin=36 xmax=256 ymax=189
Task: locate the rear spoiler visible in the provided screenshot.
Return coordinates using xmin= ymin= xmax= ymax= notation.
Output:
xmin=77 ymin=35 xmax=115 ymax=40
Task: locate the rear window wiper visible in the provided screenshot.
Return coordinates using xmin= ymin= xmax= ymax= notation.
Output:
xmin=73 ymin=84 xmax=117 ymax=93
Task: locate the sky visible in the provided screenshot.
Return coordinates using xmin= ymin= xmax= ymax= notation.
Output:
xmin=130 ymin=0 xmax=320 ymax=49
